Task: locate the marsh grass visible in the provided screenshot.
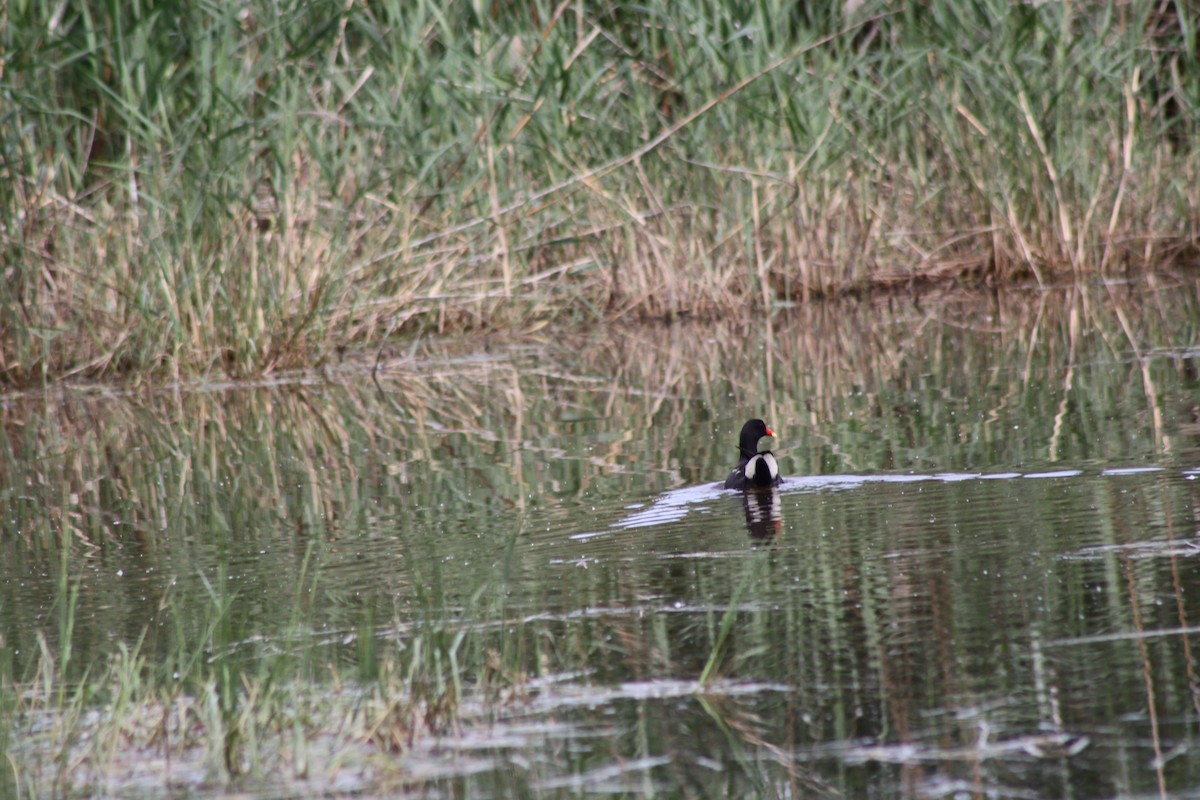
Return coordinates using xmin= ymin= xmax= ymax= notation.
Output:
xmin=2 ymin=0 xmax=1199 ymax=384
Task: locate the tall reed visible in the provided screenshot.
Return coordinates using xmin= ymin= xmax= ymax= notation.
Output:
xmin=2 ymin=0 xmax=1197 ymax=384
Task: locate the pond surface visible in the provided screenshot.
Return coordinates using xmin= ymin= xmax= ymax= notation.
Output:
xmin=4 ymin=282 xmax=1200 ymax=798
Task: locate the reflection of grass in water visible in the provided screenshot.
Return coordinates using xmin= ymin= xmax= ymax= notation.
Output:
xmin=3 ymin=286 xmax=1200 ymax=793
xmin=8 ymin=554 xmax=534 ymax=793
xmin=699 ymin=556 xmax=764 ymax=686
xmin=11 ymin=555 xmax=809 ymax=794
xmin=5 ymin=285 xmax=1191 ymax=542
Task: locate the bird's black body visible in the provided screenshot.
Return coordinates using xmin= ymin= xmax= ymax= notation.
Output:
xmin=724 ymin=418 xmax=782 ymax=490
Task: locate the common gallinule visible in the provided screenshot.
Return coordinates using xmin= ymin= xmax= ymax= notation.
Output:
xmin=724 ymin=419 xmax=782 ymax=490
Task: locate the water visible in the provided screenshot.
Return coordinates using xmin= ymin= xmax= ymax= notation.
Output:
xmin=4 ymin=284 xmax=1200 ymax=797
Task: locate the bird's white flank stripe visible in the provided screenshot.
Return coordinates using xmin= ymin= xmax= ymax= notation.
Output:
xmin=746 ymin=453 xmax=778 ymax=482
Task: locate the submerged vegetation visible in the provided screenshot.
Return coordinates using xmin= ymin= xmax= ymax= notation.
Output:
xmin=2 ymin=0 xmax=1199 ymax=383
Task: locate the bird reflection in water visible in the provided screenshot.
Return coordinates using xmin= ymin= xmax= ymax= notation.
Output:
xmin=740 ymin=487 xmax=782 ymax=540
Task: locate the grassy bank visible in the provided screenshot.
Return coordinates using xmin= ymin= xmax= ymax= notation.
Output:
xmin=2 ymin=0 xmax=1199 ymax=383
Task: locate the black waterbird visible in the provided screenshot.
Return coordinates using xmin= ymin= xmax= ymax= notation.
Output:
xmin=724 ymin=419 xmax=782 ymax=490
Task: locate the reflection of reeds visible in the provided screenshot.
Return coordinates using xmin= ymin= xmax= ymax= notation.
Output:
xmin=3 ymin=283 xmax=1200 ymax=794
xmin=3 ymin=2 xmax=1199 ymax=383
xmin=2 ymin=281 xmax=1198 ymax=552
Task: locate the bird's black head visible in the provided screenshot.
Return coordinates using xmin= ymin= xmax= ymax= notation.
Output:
xmin=737 ymin=418 xmax=775 ymax=456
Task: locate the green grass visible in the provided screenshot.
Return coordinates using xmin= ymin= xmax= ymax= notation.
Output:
xmin=1 ymin=0 xmax=1198 ymax=384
